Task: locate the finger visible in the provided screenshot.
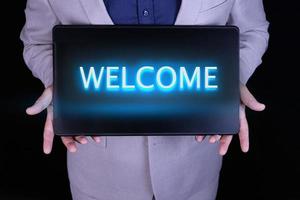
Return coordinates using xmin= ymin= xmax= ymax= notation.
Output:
xmin=239 ymin=105 xmax=249 ymax=153
xmin=43 ymin=110 xmax=54 ymax=154
xmin=61 ymin=137 xmax=77 ymax=153
xmin=209 ymin=135 xmax=221 ymax=143
xmin=26 ymin=87 xmax=53 ymax=115
xmin=219 ymin=135 xmax=233 ymax=156
xmin=91 ymin=136 xmax=101 ymax=143
xmin=74 ymin=136 xmax=88 ymax=144
xmin=195 ymin=135 xmax=205 ymax=142
xmin=240 ymin=84 xmax=265 ymax=111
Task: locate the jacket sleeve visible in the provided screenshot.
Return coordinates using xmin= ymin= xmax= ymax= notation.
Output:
xmin=20 ymin=0 xmax=59 ymax=88
xmin=228 ymin=0 xmax=269 ymax=84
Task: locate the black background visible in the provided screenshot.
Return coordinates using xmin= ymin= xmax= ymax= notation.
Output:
xmin=1 ymin=1 xmax=299 ymax=199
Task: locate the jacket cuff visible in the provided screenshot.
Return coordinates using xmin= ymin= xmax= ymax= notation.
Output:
xmin=239 ymin=54 xmax=256 ymax=85
xmin=38 ymin=55 xmax=53 ymax=88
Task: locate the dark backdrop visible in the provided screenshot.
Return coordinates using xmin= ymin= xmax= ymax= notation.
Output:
xmin=1 ymin=1 xmax=299 ymax=199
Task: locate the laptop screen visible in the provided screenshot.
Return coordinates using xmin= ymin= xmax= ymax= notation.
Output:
xmin=53 ymin=25 xmax=239 ymax=135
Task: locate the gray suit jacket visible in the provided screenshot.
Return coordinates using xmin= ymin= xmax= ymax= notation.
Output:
xmin=20 ymin=1 xmax=269 ymax=200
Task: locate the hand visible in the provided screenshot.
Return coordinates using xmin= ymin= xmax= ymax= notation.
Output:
xmin=26 ymin=85 xmax=101 ymax=154
xmin=195 ymin=84 xmax=265 ymax=156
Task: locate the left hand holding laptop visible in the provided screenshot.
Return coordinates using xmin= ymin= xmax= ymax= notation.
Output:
xmin=26 ymin=85 xmax=101 ymax=154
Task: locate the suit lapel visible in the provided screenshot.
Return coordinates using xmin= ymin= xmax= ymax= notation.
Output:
xmin=175 ymin=0 xmax=203 ymax=25
xmin=78 ymin=0 xmax=114 ymax=24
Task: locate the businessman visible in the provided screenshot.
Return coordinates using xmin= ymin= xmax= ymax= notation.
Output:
xmin=21 ymin=0 xmax=269 ymax=199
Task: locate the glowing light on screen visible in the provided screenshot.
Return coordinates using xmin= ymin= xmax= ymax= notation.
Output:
xmin=156 ymin=66 xmax=177 ymax=91
xmin=136 ymin=66 xmax=154 ymax=91
xmin=79 ymin=65 xmax=218 ymax=92
xmin=179 ymin=66 xmax=200 ymax=90
xmin=79 ymin=66 xmax=103 ymax=89
xmin=205 ymin=66 xmax=218 ymax=91
xmin=122 ymin=66 xmax=135 ymax=90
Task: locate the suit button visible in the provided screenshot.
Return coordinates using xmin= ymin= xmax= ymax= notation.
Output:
xmin=143 ymin=9 xmax=149 ymax=17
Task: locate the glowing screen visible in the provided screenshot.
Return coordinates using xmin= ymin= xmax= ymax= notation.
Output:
xmin=53 ymin=26 xmax=240 ymax=135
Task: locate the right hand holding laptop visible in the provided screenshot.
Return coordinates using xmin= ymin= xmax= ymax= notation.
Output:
xmin=26 ymin=85 xmax=101 ymax=154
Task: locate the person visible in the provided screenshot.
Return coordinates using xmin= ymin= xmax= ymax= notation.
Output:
xmin=20 ymin=0 xmax=269 ymax=199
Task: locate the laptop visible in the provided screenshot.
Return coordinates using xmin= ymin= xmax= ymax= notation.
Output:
xmin=53 ymin=25 xmax=240 ymax=136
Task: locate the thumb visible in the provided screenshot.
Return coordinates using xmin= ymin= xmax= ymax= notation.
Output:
xmin=26 ymin=86 xmax=53 ymax=115
xmin=240 ymin=84 xmax=265 ymax=111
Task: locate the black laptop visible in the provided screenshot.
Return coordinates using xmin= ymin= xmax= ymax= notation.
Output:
xmin=53 ymin=25 xmax=240 ymax=136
